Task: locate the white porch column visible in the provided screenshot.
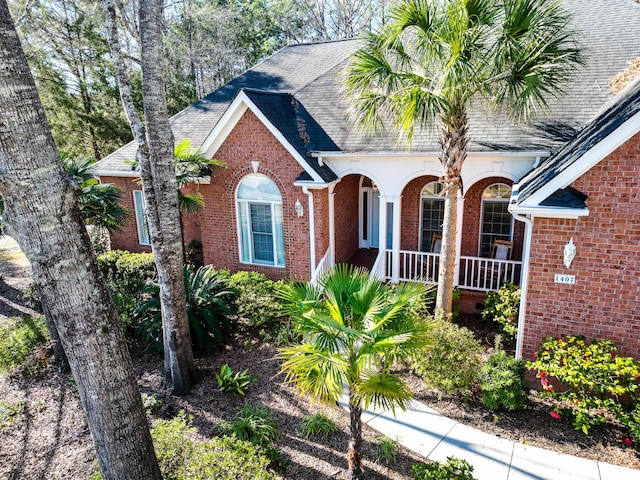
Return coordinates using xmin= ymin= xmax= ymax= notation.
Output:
xmin=302 ymin=186 xmax=316 ymax=277
xmin=328 ymin=183 xmax=336 ymax=266
xmin=454 ymin=192 xmax=464 ymax=287
xmin=391 ymin=196 xmax=402 ymax=283
xmin=378 ymin=196 xmax=388 ymax=278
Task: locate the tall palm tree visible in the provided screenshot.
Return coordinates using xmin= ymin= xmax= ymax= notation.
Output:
xmin=344 ymin=0 xmax=583 ymax=313
xmin=278 ymin=264 xmax=432 ymax=479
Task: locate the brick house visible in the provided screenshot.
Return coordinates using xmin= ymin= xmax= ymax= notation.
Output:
xmin=510 ymin=77 xmax=640 ymax=360
xmin=93 ymin=0 xmax=640 ymax=358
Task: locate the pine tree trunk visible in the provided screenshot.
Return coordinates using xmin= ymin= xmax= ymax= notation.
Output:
xmin=139 ymin=0 xmax=196 ymax=394
xmin=0 ymin=3 xmax=162 ymax=479
xmin=347 ymin=391 xmax=364 ymax=480
xmin=435 ymin=109 xmax=469 ymax=314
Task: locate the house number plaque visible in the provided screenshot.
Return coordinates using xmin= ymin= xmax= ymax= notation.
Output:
xmin=554 ymin=274 xmax=576 ymax=284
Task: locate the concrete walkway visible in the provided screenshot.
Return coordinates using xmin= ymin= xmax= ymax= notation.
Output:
xmin=338 ymin=397 xmax=640 ymax=480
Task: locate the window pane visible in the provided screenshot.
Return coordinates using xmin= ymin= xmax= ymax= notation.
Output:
xmin=250 ymin=203 xmax=274 ymax=262
xmin=238 ymin=202 xmax=250 ymax=262
xmin=480 ymin=201 xmax=512 ymax=257
xmin=237 ymin=174 xmax=281 ymax=202
xmin=133 ymin=191 xmax=150 ymax=245
xmin=421 ymin=198 xmax=445 ymax=251
xmin=274 ymin=204 xmax=285 ymax=266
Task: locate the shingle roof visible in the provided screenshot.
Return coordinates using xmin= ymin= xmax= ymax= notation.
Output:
xmin=94 ymin=0 xmax=640 ymax=176
xmin=514 ymin=76 xmax=640 ymax=206
xmin=242 ymin=89 xmax=339 ymax=182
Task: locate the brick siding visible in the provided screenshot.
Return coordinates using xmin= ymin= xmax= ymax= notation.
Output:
xmin=522 ymin=132 xmax=640 ymax=360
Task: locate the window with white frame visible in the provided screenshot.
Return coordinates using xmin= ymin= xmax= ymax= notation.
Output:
xmin=133 ymin=190 xmax=150 ymax=245
xmin=420 ymin=181 xmax=445 ymax=252
xmin=236 ymin=174 xmax=285 ymax=267
xmin=479 ymin=183 xmax=512 ymax=257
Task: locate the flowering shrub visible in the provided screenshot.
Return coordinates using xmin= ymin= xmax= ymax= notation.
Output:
xmin=528 ymin=336 xmax=640 ymax=439
xmin=481 ymin=282 xmax=520 ymax=345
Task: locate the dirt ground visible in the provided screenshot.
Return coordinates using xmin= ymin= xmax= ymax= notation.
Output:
xmin=0 ymin=237 xmax=638 ymax=479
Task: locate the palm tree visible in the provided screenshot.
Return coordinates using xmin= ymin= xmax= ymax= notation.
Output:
xmin=60 ymin=153 xmax=128 ymax=232
xmin=344 ymin=0 xmax=583 ymax=314
xmin=278 ymin=264 xmax=432 ymax=479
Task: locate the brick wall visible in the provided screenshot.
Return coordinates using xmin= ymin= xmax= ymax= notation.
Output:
xmin=333 ymin=175 xmax=360 ymax=263
xmin=522 ymin=132 xmax=640 ymax=360
xmin=192 ymin=109 xmax=314 ymax=281
xmin=400 ymin=175 xmax=439 ymax=250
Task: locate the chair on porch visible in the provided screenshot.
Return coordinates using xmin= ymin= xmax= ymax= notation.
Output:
xmin=431 ymin=234 xmax=442 ymax=254
xmin=491 ymin=239 xmax=513 ymax=260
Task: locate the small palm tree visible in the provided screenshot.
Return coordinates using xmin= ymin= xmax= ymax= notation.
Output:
xmin=60 ymin=153 xmax=128 ymax=232
xmin=278 ymin=264 xmax=433 ymax=479
xmin=344 ymin=0 xmax=583 ymax=313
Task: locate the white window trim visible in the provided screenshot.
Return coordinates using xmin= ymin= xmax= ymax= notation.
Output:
xmin=132 ymin=190 xmax=151 ymax=246
xmin=236 ymin=199 xmax=285 ymax=267
xmin=478 ymin=183 xmax=513 ymax=257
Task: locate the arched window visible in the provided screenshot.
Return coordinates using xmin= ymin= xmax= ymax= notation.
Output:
xmin=420 ymin=181 xmax=445 ymax=252
xmin=236 ymin=174 xmax=285 ymax=267
xmin=480 ymin=183 xmax=512 ymax=257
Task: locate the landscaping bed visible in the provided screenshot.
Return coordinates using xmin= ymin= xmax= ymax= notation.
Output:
xmin=0 ymin=238 xmax=638 ymax=478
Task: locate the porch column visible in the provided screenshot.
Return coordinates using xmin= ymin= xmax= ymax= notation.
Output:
xmin=378 ymin=196 xmax=388 ymax=279
xmin=454 ymin=192 xmax=464 ymax=287
xmin=391 ymin=196 xmax=402 ymax=283
xmin=328 ymin=183 xmax=336 ymax=266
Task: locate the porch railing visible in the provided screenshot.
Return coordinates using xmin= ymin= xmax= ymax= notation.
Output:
xmin=310 ymin=248 xmax=332 ymax=285
xmin=384 ymin=250 xmax=521 ymax=292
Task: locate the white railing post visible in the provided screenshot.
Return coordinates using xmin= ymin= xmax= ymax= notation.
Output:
xmin=454 ymin=192 xmax=464 ymax=287
xmin=391 ymin=196 xmax=402 ymax=283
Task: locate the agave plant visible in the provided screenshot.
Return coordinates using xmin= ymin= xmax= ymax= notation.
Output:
xmin=135 ymin=265 xmax=237 ymax=354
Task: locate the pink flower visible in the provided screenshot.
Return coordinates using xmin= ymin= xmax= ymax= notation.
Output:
xmin=534 ymin=352 xmax=538 ymax=359
xmin=550 ymin=411 xmax=561 ymax=419
xmin=624 ymin=438 xmax=633 ymax=446
xmin=539 ymin=371 xmax=547 ymax=378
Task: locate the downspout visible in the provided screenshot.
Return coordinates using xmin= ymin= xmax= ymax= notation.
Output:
xmin=302 ymin=186 xmax=316 ymax=277
xmin=512 ymin=211 xmax=534 ymax=359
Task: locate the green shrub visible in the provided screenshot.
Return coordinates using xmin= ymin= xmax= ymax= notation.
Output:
xmin=528 ymin=335 xmax=640 ymax=438
xmin=375 ymin=436 xmax=399 ymax=464
xmin=482 ymin=282 xmax=520 ymax=345
xmin=97 ymin=250 xmax=156 ymax=331
xmin=0 ymin=399 xmax=26 ymax=429
xmin=298 ymin=412 xmax=338 ymax=439
xmin=480 ymin=339 xmax=527 ymax=411
xmin=135 ymin=265 xmax=237 ymax=354
xmin=215 ymin=364 xmax=255 ymax=396
xmin=412 ymin=456 xmax=474 ymax=480
xmin=217 ymin=403 xmax=279 ymax=447
xmin=0 ymin=316 xmax=50 ymax=376
xmin=412 ymin=318 xmax=483 ymax=396
xmin=226 ymin=271 xmax=293 ymax=342
xmin=92 ymin=411 xmax=275 ymax=480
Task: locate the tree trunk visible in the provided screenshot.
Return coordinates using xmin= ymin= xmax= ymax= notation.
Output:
xmin=101 ymin=0 xmax=196 ymax=394
xmin=435 ymin=109 xmax=469 ymax=314
xmin=347 ymin=391 xmax=364 ymax=480
xmin=39 ymin=293 xmax=69 ymax=372
xmin=0 ymin=3 xmax=162 ymax=479
xmin=139 ymin=0 xmax=196 ymax=394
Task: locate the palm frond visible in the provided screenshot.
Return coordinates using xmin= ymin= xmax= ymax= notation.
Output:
xmin=356 ymin=370 xmax=413 ymax=414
